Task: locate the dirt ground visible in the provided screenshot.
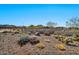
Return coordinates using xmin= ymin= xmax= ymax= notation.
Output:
xmin=0 ymin=33 xmax=79 ymax=55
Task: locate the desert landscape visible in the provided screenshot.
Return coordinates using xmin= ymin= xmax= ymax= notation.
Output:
xmin=0 ymin=26 xmax=79 ymax=55
xmin=0 ymin=4 xmax=79 ymax=55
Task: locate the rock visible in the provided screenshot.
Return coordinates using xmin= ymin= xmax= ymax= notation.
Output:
xmin=29 ymin=36 xmax=40 ymax=45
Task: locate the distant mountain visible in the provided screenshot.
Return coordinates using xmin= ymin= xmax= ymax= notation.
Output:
xmin=0 ymin=24 xmax=16 ymax=27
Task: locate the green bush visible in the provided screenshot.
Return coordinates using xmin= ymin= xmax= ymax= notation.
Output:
xmin=18 ymin=36 xmax=29 ymax=47
xmin=2 ymin=31 xmax=12 ymax=33
xmin=54 ymin=35 xmax=66 ymax=42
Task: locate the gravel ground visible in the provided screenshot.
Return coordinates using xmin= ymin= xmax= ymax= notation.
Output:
xmin=0 ymin=33 xmax=79 ymax=55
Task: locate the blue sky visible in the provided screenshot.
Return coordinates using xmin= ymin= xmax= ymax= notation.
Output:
xmin=0 ymin=4 xmax=79 ymax=26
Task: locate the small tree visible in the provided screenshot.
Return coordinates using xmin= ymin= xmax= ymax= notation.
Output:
xmin=66 ymin=17 xmax=79 ymax=29
xmin=47 ymin=21 xmax=57 ymax=28
xmin=37 ymin=25 xmax=43 ymax=27
xmin=28 ymin=25 xmax=35 ymax=29
xmin=36 ymin=25 xmax=44 ymax=28
xmin=29 ymin=25 xmax=34 ymax=27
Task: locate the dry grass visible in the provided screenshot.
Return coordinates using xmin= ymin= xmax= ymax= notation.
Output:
xmin=55 ymin=44 xmax=66 ymax=51
xmin=36 ymin=43 xmax=45 ymax=49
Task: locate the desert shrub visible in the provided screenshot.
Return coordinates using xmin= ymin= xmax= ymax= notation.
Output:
xmin=39 ymin=31 xmax=44 ymax=34
xmin=73 ymin=34 xmax=78 ymax=38
xmin=76 ymin=34 xmax=79 ymax=37
xmin=18 ymin=36 xmax=29 ymax=47
xmin=27 ymin=32 xmax=32 ymax=35
xmin=66 ymin=41 xmax=78 ymax=47
xmin=54 ymin=30 xmax=64 ymax=35
xmin=36 ymin=43 xmax=45 ymax=49
xmin=14 ymin=31 xmax=19 ymax=34
xmin=64 ymin=36 xmax=79 ymax=46
xmin=11 ymin=33 xmax=15 ymax=35
xmin=21 ymin=32 xmax=27 ymax=36
xmin=54 ymin=35 xmax=66 ymax=42
xmin=58 ymin=35 xmax=65 ymax=42
xmin=55 ymin=44 xmax=66 ymax=51
xmin=64 ymin=37 xmax=75 ymax=45
xmin=74 ymin=37 xmax=79 ymax=41
xmin=2 ymin=31 xmax=12 ymax=33
xmin=50 ymin=31 xmax=54 ymax=34
xmin=35 ymin=32 xmax=40 ymax=36
xmin=48 ymin=30 xmax=54 ymax=34
xmin=65 ymin=37 xmax=73 ymax=42
xmin=2 ymin=31 xmax=8 ymax=33
xmin=44 ymin=32 xmax=50 ymax=36
xmin=54 ymin=35 xmax=59 ymax=39
xmin=29 ymin=36 xmax=40 ymax=45
xmin=14 ymin=29 xmax=21 ymax=34
xmin=64 ymin=32 xmax=73 ymax=36
xmin=68 ymin=34 xmax=79 ymax=41
xmin=73 ymin=34 xmax=79 ymax=38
